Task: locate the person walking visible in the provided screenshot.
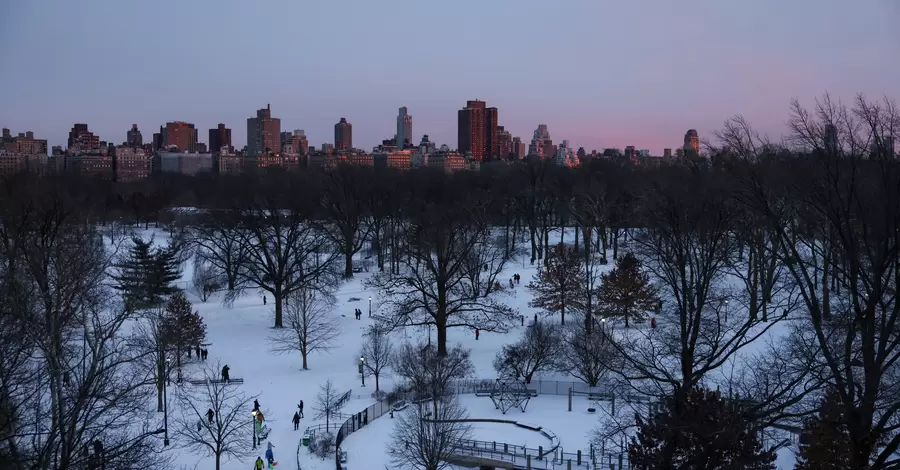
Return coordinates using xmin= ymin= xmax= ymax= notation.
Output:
xmin=263 ymin=295 xmax=267 ymax=306
xmin=265 ymin=442 xmax=275 ymax=469
xmin=254 ymin=456 xmax=265 ymax=470
xmin=475 ymin=328 xmax=480 ymax=340
xmin=292 ymin=412 xmax=300 ymax=430
xmin=206 ymin=408 xmax=214 ymax=424
xmin=221 ymin=365 xmax=230 ymax=382
xmin=298 ymin=400 xmax=304 ymax=418
xmin=253 ymin=399 xmax=260 ymax=412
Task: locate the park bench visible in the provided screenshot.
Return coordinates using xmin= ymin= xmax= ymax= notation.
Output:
xmin=186 ymin=378 xmax=244 ymax=386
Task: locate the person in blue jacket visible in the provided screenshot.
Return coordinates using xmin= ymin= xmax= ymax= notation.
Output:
xmin=265 ymin=442 xmax=275 ymax=468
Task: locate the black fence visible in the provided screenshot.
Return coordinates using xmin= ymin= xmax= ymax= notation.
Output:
xmin=333 ymin=391 xmax=406 ymax=469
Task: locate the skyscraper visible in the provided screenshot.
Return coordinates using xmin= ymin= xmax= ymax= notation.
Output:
xmin=823 ymin=124 xmax=838 ymax=154
xmin=247 ymin=104 xmax=281 ymax=156
xmin=497 ymin=126 xmax=512 ymax=159
xmin=396 ymin=107 xmax=413 ymax=149
xmin=683 ymin=129 xmax=700 ymax=154
xmin=208 ymin=123 xmax=232 ymax=153
xmin=528 ymin=125 xmax=553 ymax=159
xmin=458 ymin=100 xmax=486 ymax=161
xmin=126 ymin=124 xmax=143 ymax=148
xmin=335 ymin=118 xmax=352 ymax=152
xmin=512 ymin=137 xmax=526 ymax=160
xmin=485 ymin=107 xmax=499 ymax=160
xmin=162 ymin=121 xmax=198 ymax=153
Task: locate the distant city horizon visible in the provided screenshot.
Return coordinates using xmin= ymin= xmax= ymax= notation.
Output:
xmin=1 ymin=0 xmax=897 ymax=155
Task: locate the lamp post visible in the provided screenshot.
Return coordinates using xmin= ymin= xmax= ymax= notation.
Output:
xmin=164 ymin=359 xmax=170 ymax=447
xmin=368 ymin=297 xmax=372 ymax=318
xmin=359 ymin=356 xmax=365 ymax=387
xmin=251 ymin=410 xmax=257 ymax=450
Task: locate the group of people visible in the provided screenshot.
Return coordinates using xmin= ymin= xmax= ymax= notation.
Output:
xmin=189 ymin=345 xmax=209 ymax=360
xmin=253 ymin=442 xmax=276 ymax=469
xmin=353 ymin=308 xmax=364 ymax=320
xmin=291 ymin=400 xmax=304 ymax=430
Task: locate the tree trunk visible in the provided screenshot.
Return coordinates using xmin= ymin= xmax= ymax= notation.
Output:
xmin=344 ymin=250 xmax=353 ymax=278
xmin=215 ymin=452 xmax=221 ymax=470
xmin=157 ymin=361 xmax=165 ymax=412
xmin=274 ymin=284 xmax=283 ymax=328
xmin=302 ymin=350 xmax=309 ymax=370
xmin=436 ymin=316 xmax=448 ymax=356
xmin=375 ymin=373 xmax=380 ymax=392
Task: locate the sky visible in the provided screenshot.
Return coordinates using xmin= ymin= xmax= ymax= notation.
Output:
xmin=1 ymin=0 xmax=897 ymax=155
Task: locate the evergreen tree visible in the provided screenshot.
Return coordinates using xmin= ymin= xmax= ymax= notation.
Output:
xmin=527 ymin=243 xmax=583 ymax=325
xmin=795 ymin=389 xmax=853 ymax=469
xmin=113 ymin=236 xmax=182 ymax=309
xmin=161 ymin=292 xmax=206 ymax=382
xmin=595 ymin=252 xmax=658 ymax=327
xmin=629 ymin=387 xmax=775 ymax=470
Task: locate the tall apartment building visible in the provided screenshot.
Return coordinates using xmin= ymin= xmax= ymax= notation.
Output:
xmin=161 ymin=121 xmax=198 ymax=152
xmin=334 ymin=118 xmax=352 ymax=152
xmin=458 ymin=100 xmax=489 ymax=162
xmin=512 ymin=137 xmax=526 ymax=160
xmin=1 ymin=129 xmax=48 ymax=155
xmin=485 ymin=107 xmax=498 ymax=160
xmin=208 ymin=123 xmax=232 ymax=154
xmin=528 ymin=124 xmax=554 ymax=159
xmin=496 ymin=126 xmax=512 ymax=159
xmin=683 ymin=129 xmax=700 ymax=154
xmin=282 ymin=129 xmax=308 ymax=155
xmin=112 ymin=146 xmax=151 ymax=182
xmin=396 ymin=107 xmax=413 ymax=148
xmin=126 ymin=124 xmax=143 ymax=147
xmin=67 ymin=123 xmax=100 ymax=153
xmin=246 ymin=105 xmax=281 ymax=156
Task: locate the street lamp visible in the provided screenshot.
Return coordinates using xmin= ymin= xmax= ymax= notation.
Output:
xmin=164 ymin=359 xmax=170 ymax=447
xmin=251 ymin=410 xmax=258 ymax=450
xmin=368 ymin=297 xmax=372 ymax=318
xmin=358 ymin=356 xmax=365 ymax=387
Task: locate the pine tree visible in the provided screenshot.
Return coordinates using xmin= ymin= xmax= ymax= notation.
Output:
xmin=527 ymin=243 xmax=583 ymax=325
xmin=595 ymin=252 xmax=658 ymax=327
xmin=629 ymin=387 xmax=775 ymax=470
xmin=161 ymin=292 xmax=206 ymax=382
xmin=795 ymin=389 xmax=853 ymax=469
xmin=113 ymin=236 xmax=183 ymax=309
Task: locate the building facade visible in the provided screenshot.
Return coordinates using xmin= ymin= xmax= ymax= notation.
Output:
xmin=528 ymin=124 xmax=554 ymax=159
xmin=396 ymin=107 xmax=412 ymax=148
xmin=683 ymin=129 xmax=700 ymax=154
xmin=209 ymin=123 xmax=232 ymax=154
xmin=155 ymin=152 xmax=213 ymax=175
xmin=162 ymin=121 xmax=198 ymax=153
xmin=67 ymin=123 xmax=100 ymax=153
xmin=1 ymin=129 xmax=48 ymax=155
xmin=458 ymin=100 xmax=486 ymax=161
xmin=247 ymin=105 xmax=281 ymax=156
xmin=334 ymin=118 xmax=352 ymax=152
xmin=112 ymin=146 xmax=151 ymax=182
xmin=126 ymin=124 xmax=143 ymax=147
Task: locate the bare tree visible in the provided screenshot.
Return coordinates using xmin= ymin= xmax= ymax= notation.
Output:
xmin=360 ymin=324 xmax=394 ymax=392
xmin=388 ymin=395 xmax=472 ymax=470
xmin=190 ymin=209 xmax=248 ymax=292
xmin=559 ymin=320 xmax=617 ymax=387
xmin=368 ymin=193 xmax=517 ymax=355
xmin=317 ymin=165 xmax=371 ymax=278
xmin=228 ymin=174 xmax=339 ymax=328
xmin=132 ymin=310 xmax=177 ymax=412
xmin=2 ymin=181 xmax=167 ymax=470
xmin=267 ymin=285 xmax=342 ymax=370
xmin=739 ymin=93 xmax=900 ymax=469
xmin=459 ymin=234 xmax=512 ymax=299
xmin=493 ymin=321 xmax=563 ymax=384
xmin=191 ymin=258 xmax=222 ymax=303
xmin=314 ymin=379 xmax=345 ymax=429
xmin=173 ymin=362 xmax=254 ymax=470
xmin=393 ymin=342 xmax=473 ymax=417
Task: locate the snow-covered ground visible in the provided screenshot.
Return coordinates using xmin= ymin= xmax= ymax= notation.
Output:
xmin=135 ymin=227 xmax=799 ymax=470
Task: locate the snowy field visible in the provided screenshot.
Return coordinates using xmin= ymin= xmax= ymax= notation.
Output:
xmin=131 ymin=227 xmax=799 ymax=470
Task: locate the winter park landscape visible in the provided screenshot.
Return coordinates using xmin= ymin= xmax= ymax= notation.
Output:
xmin=2 ymin=110 xmax=899 ymax=470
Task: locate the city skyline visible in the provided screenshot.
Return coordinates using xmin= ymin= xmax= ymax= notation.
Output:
xmin=1 ymin=0 xmax=897 ymax=154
